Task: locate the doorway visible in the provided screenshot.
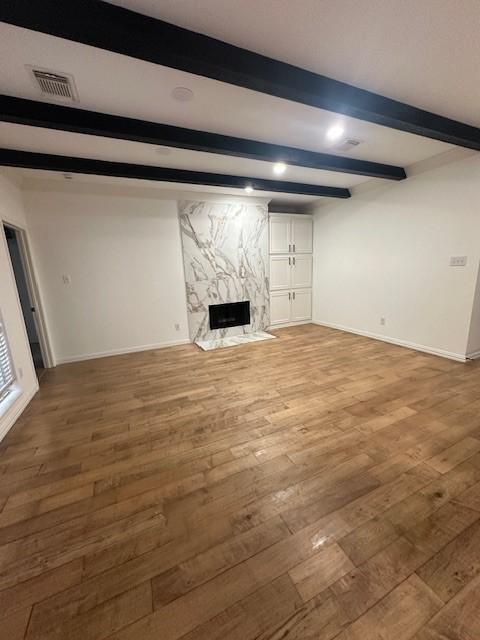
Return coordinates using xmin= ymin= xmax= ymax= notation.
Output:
xmin=3 ymin=223 xmax=52 ymax=373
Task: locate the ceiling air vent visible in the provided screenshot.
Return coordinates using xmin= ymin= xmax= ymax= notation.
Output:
xmin=334 ymin=138 xmax=363 ymax=153
xmin=28 ymin=67 xmax=78 ymax=102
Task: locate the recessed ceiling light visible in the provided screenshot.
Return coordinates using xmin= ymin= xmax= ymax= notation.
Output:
xmin=326 ymin=124 xmax=345 ymax=141
xmin=63 ymin=173 xmax=73 ymax=180
xmin=244 ymin=185 xmax=254 ymax=194
xmin=172 ymin=86 xmax=194 ymax=102
xmin=273 ymin=162 xmax=287 ymax=175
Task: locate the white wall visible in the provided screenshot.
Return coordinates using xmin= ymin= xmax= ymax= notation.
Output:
xmin=0 ymin=171 xmax=38 ymax=440
xmin=312 ymin=152 xmax=480 ymax=361
xmin=466 ymin=264 xmax=480 ymax=357
xmin=23 ymin=186 xmax=190 ymax=363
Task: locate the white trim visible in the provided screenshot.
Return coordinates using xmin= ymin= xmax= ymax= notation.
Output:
xmin=7 ymin=223 xmax=55 ymax=368
xmin=269 ymin=320 xmax=312 ymax=330
xmin=0 ymin=383 xmax=39 ymax=442
xmin=2 ymin=219 xmax=55 ymax=369
xmin=466 ymin=350 xmax=480 ymax=360
xmin=56 ymin=338 xmax=192 ymax=364
xmin=312 ymin=320 xmax=467 ymax=362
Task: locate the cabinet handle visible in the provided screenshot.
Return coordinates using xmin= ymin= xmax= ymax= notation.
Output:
xmin=288 ymin=292 xmax=291 ymax=300
xmin=288 ymin=244 xmax=291 ymax=252
xmin=293 ymin=291 xmax=296 ymax=300
xmin=293 ymin=244 xmax=296 ymax=252
xmin=293 ymin=257 xmax=296 ymax=266
xmin=288 ymin=257 xmax=291 ymax=266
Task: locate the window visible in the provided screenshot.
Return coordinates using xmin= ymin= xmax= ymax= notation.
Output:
xmin=0 ymin=312 xmax=15 ymax=402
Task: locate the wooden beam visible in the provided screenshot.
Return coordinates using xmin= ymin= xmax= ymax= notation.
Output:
xmin=1 ymin=1 xmax=480 ymax=150
xmin=0 ymin=96 xmax=406 ymax=181
xmin=0 ymin=149 xmax=351 ymax=198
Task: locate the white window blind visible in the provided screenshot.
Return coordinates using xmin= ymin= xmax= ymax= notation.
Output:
xmin=0 ymin=313 xmax=15 ymax=400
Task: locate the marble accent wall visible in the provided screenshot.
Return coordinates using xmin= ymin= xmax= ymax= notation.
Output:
xmin=179 ymin=199 xmax=269 ymax=342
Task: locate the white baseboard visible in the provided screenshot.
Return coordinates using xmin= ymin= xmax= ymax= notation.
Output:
xmin=466 ymin=350 xmax=480 ymax=360
xmin=269 ymin=320 xmax=312 ymax=330
xmin=312 ymin=320 xmax=467 ymax=362
xmin=56 ymin=338 xmax=192 ymax=365
xmin=0 ymin=384 xmax=39 ymax=442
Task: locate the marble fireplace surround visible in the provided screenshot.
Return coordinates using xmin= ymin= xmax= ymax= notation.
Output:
xmin=179 ymin=198 xmax=269 ymax=343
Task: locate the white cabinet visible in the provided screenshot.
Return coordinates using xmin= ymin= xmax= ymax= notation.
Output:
xmin=269 ymin=214 xmax=313 ymax=254
xmin=291 ymin=289 xmax=312 ymax=321
xmin=269 ymin=216 xmax=291 ymax=254
xmin=270 ymin=291 xmax=292 ymax=325
xmin=270 ymin=256 xmax=292 ymax=291
xmin=291 ymin=217 xmax=313 ymax=253
xmin=269 ymin=213 xmax=313 ymax=326
xmin=291 ymin=254 xmax=312 ymax=288
xmin=269 ymin=254 xmax=312 ymax=290
xmin=269 ymin=289 xmax=312 ymax=325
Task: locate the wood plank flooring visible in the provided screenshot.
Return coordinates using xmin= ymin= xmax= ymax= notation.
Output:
xmin=1 ymin=324 xmax=480 ymax=639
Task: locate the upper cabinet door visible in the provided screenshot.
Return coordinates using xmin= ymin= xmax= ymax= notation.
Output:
xmin=269 ymin=215 xmax=291 ymax=253
xmin=270 ymin=256 xmax=292 ymax=291
xmin=291 ymin=217 xmax=313 ymax=253
xmin=291 ymin=254 xmax=312 ymax=289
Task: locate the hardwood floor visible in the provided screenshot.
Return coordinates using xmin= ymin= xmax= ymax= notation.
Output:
xmin=1 ymin=323 xmax=480 ymax=639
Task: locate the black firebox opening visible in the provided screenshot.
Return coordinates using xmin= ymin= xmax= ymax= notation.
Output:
xmin=209 ymin=301 xmax=250 ymax=330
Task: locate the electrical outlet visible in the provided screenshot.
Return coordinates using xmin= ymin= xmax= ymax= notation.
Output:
xmin=380 ymin=317 xmax=386 ymax=326
xmin=450 ymin=256 xmax=467 ymax=267
xmin=174 ymin=323 xmax=180 ymax=331
xmin=18 ymin=367 xmax=23 ymax=379
xmin=62 ymin=274 xmax=72 ymax=285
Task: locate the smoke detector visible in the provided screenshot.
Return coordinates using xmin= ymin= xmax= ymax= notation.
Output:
xmin=27 ymin=66 xmax=79 ymax=102
xmin=334 ymin=138 xmax=363 ymax=153
xmin=172 ymin=86 xmax=194 ymax=102
xmin=155 ymin=146 xmax=172 ymax=156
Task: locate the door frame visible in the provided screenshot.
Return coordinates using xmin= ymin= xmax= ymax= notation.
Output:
xmin=2 ymin=221 xmax=54 ymax=369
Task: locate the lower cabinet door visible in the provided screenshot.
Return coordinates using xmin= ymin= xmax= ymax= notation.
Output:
xmin=270 ymin=291 xmax=291 ymax=325
xmin=291 ymin=289 xmax=312 ymax=321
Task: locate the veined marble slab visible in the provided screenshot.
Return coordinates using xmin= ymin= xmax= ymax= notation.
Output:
xmin=195 ymin=331 xmax=276 ymax=351
xmin=179 ymin=200 xmax=269 ymax=342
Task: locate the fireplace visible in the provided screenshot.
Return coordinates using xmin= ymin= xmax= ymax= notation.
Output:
xmin=179 ymin=200 xmax=268 ymax=342
xmin=209 ymin=301 xmax=250 ymax=330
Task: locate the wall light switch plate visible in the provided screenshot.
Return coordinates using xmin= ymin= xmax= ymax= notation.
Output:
xmin=450 ymin=256 xmax=467 ymax=267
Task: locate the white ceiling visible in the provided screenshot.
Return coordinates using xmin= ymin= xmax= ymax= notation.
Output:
xmin=0 ymin=123 xmax=370 ymax=189
xmin=0 ymin=24 xmax=451 ymax=165
xmin=0 ymin=1 xmax=475 ymax=204
xmin=13 ymin=168 xmax=317 ymax=206
xmin=111 ymin=0 xmax=480 ymax=126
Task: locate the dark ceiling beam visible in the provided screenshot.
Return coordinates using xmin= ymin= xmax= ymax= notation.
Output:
xmin=0 ymin=96 xmax=406 ymax=181
xmin=2 ymin=1 xmax=480 ymax=150
xmin=0 ymin=149 xmax=351 ymax=198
